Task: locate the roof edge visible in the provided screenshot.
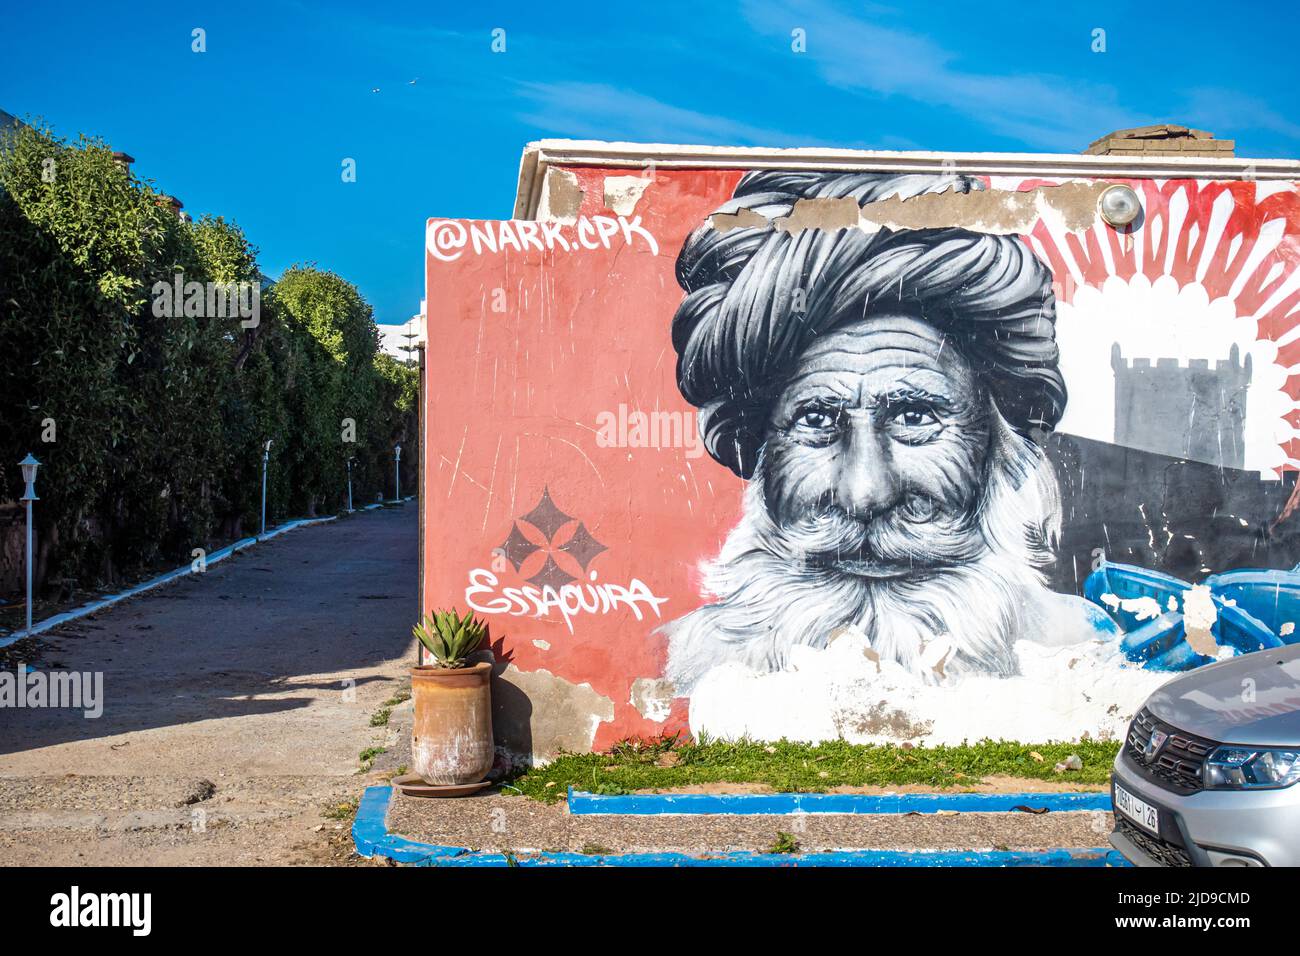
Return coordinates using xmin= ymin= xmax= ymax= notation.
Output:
xmin=514 ymin=138 xmax=1300 ymax=218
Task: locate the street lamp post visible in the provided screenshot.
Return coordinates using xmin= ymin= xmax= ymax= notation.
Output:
xmin=346 ymin=457 xmax=355 ymax=513
xmin=393 ymin=444 xmax=402 ymax=502
xmin=260 ymin=439 xmax=273 ymax=538
xmin=18 ymin=454 xmax=40 ymax=636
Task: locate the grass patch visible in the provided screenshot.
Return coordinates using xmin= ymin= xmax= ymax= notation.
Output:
xmin=383 ymin=690 xmax=411 ymax=707
xmin=503 ymin=733 xmax=1120 ymax=804
xmin=323 ymin=797 xmax=359 ymax=821
xmin=358 ymin=746 xmax=387 ymax=772
xmin=369 ymin=708 xmax=391 ymax=727
xmin=768 ymin=831 xmax=800 ymax=854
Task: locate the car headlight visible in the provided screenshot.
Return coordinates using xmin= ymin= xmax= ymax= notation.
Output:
xmin=1203 ymin=747 xmax=1300 ymax=790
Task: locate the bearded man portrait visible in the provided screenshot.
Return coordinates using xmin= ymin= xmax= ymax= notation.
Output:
xmin=662 ymin=170 xmax=1115 ymax=695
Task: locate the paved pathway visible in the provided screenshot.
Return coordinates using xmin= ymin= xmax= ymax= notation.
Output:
xmin=0 ymin=505 xmax=418 ymax=865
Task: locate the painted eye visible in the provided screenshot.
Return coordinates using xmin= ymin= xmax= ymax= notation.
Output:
xmin=795 ymin=407 xmax=839 ymax=430
xmin=892 ymin=406 xmax=939 ymax=429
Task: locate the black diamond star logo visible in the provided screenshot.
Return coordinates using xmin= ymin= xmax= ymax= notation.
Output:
xmin=527 ymin=555 xmax=573 ymax=590
xmin=558 ymin=522 xmax=607 ymax=572
xmin=498 ymin=522 xmax=541 ymax=571
xmin=520 ymin=486 xmax=573 ymax=541
xmin=506 ymin=489 xmax=607 ymax=588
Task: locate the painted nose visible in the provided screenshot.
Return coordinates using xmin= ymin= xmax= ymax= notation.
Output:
xmin=836 ymin=422 xmax=902 ymax=520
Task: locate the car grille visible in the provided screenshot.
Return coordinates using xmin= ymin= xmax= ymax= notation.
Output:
xmin=1124 ymin=707 xmax=1216 ymax=795
xmin=1115 ymin=816 xmax=1194 ymax=867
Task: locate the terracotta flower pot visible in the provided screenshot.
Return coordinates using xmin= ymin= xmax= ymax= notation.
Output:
xmin=410 ymin=662 xmax=494 ymax=786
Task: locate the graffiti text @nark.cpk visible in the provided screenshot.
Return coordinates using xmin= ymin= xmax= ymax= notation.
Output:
xmin=427 ymin=215 xmax=659 ymax=262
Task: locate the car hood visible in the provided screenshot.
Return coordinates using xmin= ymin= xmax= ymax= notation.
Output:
xmin=1146 ymin=644 xmax=1300 ymax=747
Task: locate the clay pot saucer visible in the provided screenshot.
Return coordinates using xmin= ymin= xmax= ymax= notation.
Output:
xmin=391 ymin=773 xmax=491 ymax=798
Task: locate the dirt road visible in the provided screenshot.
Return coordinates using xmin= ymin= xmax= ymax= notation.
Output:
xmin=0 ymin=505 xmax=418 ymax=865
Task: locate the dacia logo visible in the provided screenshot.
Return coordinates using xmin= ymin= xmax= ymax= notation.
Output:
xmin=1144 ymin=729 xmax=1169 ymax=763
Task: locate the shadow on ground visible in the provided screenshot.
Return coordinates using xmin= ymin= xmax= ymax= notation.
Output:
xmin=0 ymin=505 xmax=418 ymax=757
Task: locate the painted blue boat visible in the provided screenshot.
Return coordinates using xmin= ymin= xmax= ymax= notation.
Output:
xmin=1084 ymin=561 xmax=1300 ymax=671
xmin=1205 ymin=568 xmax=1300 ymax=650
xmin=1117 ymin=612 xmax=1185 ymax=663
xmin=1083 ymin=561 xmax=1185 ymax=633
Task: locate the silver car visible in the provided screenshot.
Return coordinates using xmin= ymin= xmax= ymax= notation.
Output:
xmin=1110 ymin=644 xmax=1300 ymax=867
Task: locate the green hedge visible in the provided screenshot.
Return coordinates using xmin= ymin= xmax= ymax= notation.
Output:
xmin=0 ymin=122 xmax=418 ymax=592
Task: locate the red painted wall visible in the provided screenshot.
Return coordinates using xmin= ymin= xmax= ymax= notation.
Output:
xmin=424 ymin=165 xmax=1300 ymax=754
xmin=423 ymin=169 xmax=746 ymax=748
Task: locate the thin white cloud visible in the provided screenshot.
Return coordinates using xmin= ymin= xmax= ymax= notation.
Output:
xmin=514 ymin=81 xmax=825 ymax=147
xmin=741 ymin=0 xmax=1149 ymax=151
xmin=1181 ymin=87 xmax=1300 ymax=142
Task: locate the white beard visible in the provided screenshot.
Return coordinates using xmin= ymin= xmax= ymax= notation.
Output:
xmin=662 ymin=417 xmax=1066 ymax=695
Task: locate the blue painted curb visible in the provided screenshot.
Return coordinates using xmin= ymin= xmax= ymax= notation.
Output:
xmin=0 ymin=514 xmax=339 ymax=648
xmin=352 ymin=786 xmax=1128 ymax=868
xmin=567 ymin=787 xmax=1111 ymax=815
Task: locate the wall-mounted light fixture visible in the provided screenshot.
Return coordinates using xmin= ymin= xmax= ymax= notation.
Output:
xmin=1099 ymin=184 xmax=1142 ymax=228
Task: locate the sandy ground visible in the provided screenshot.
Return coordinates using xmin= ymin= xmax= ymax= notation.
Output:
xmin=0 ymin=505 xmax=419 ymax=866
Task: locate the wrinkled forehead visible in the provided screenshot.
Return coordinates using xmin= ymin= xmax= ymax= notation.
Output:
xmin=780 ymin=314 xmax=981 ymax=406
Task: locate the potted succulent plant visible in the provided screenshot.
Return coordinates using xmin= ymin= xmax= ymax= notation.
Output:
xmin=409 ymin=609 xmax=495 ymax=787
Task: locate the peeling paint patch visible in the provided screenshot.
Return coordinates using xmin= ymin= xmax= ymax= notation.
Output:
xmin=532 ymin=639 xmax=551 ymax=651
xmin=709 ymin=206 xmax=768 ymax=233
xmin=1182 ymin=585 xmax=1220 ymax=656
xmin=773 ymin=196 xmax=861 ymax=232
xmin=919 ymin=636 xmax=954 ymax=679
xmin=707 ymin=182 xmax=1111 ymax=237
xmin=689 ymin=631 xmax=1168 ymax=746
xmin=834 ymin=699 xmax=935 ymax=740
xmin=538 ymin=167 xmax=583 ymax=223
xmin=1126 ymin=597 xmax=1164 ymax=622
xmin=1100 ymin=593 xmax=1165 ymax=621
xmin=603 ymin=175 xmax=651 ymax=217
xmin=827 ymin=622 xmax=864 ymax=645
xmin=491 ymin=664 xmax=614 ymax=766
xmin=857 ymin=181 xmax=1108 ymax=234
xmin=629 ymin=676 xmax=676 ymax=723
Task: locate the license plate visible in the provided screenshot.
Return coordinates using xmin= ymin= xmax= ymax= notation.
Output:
xmin=1114 ymin=783 xmax=1159 ymax=835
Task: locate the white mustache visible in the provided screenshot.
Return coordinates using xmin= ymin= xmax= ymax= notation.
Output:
xmin=769 ymin=496 xmax=985 ymax=572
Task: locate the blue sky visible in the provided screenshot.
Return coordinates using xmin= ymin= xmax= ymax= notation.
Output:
xmin=3 ymin=0 xmax=1296 ymax=325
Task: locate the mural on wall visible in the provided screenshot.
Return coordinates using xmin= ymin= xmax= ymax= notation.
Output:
xmin=662 ymin=171 xmax=1115 ymax=695
xmin=424 ymin=165 xmax=1300 ymax=758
